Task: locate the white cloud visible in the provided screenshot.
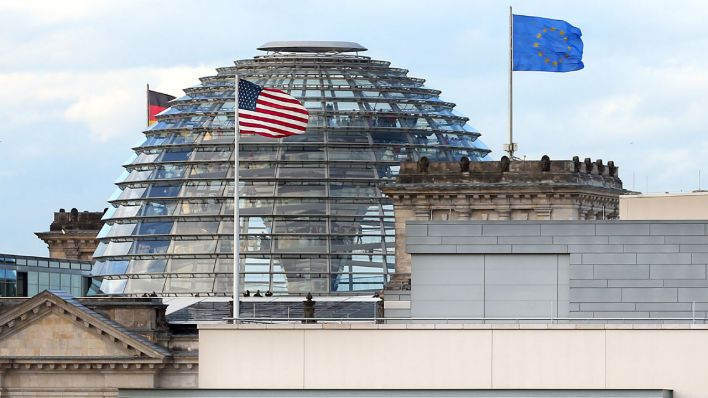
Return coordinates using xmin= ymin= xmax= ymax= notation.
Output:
xmin=0 ymin=1 xmax=126 ymax=24
xmin=0 ymin=65 xmax=214 ymax=142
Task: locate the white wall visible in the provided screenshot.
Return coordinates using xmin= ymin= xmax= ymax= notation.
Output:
xmin=200 ymin=324 xmax=708 ymax=397
xmin=620 ymin=193 xmax=708 ymax=220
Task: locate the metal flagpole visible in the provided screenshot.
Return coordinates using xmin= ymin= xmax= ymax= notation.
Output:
xmin=233 ymin=74 xmax=241 ymax=321
xmin=506 ymin=6 xmax=517 ymax=159
xmin=146 ymin=83 xmax=150 ymax=127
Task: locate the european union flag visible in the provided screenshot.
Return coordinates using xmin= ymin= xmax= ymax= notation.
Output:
xmin=513 ymin=14 xmax=584 ymax=72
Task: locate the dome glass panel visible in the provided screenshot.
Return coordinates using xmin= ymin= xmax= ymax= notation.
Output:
xmin=93 ymin=43 xmax=492 ymax=296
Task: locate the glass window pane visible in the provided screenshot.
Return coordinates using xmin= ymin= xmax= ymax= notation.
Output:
xmin=127 ymin=259 xmax=167 ymax=274
xmin=137 ymin=222 xmax=173 ymax=235
xmin=167 ymin=259 xmax=215 ymax=273
xmin=131 ymin=240 xmax=170 ymax=254
xmin=173 ymin=221 xmax=219 ymax=235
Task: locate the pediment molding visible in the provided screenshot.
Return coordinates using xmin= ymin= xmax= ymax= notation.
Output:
xmin=0 ymin=291 xmax=170 ymax=361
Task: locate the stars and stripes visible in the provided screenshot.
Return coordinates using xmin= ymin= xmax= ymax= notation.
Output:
xmin=237 ymin=79 xmax=309 ymax=138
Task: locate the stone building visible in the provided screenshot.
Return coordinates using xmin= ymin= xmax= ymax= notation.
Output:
xmin=0 ymin=290 xmax=197 ymax=396
xmin=35 ymin=208 xmax=105 ymax=260
xmin=381 ymin=156 xmax=628 ymax=276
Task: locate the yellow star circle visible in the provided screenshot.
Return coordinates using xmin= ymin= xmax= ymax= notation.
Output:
xmin=534 ymin=26 xmax=573 ymax=67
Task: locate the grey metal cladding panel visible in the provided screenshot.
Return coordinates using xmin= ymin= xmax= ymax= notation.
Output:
xmin=406 ymin=223 xmax=428 ymax=237
xmin=664 ymin=279 xmax=708 ymax=287
xmin=441 ymin=236 xmax=497 ymax=245
xmin=692 ymin=302 xmax=708 ymax=310
xmin=678 ymin=288 xmax=708 ymax=301
xmin=636 ymin=302 xmax=693 ymax=311
xmin=485 ymin=266 xmax=557 ymax=285
xmin=592 ymin=311 xmax=650 ymax=318
xmin=610 ymin=235 xmax=665 ymax=245
xmin=412 ymin=284 xmax=484 ymax=301
xmin=406 ymin=236 xmax=442 ymax=245
xmin=621 ymin=288 xmax=678 ymax=302
xmin=649 ymin=311 xmax=703 ymax=318
xmin=407 ymin=244 xmax=457 ymax=254
xmin=568 ymin=244 xmax=624 ymax=253
xmin=569 ymin=264 xmax=594 ymax=279
xmin=414 ymin=254 xmax=484 ymax=269
xmin=484 ymin=300 xmax=559 ymax=318
xmin=511 ymin=244 xmax=568 ymax=254
xmin=411 ymin=300 xmax=484 ymax=318
xmin=650 ymin=223 xmax=706 ymax=236
xmin=540 ymin=224 xmax=596 ymax=236
xmin=482 ymin=224 xmax=541 ymax=236
xmin=692 ymin=253 xmax=708 ymax=263
xmin=679 ymin=245 xmax=708 ymax=252
xmin=484 ymin=254 xmax=558 ymax=284
xmin=485 ymin=285 xmax=557 ymax=301
xmin=594 ymin=264 xmax=649 ymax=280
xmin=498 ymin=236 xmax=553 ymax=244
xmin=580 ymin=302 xmax=636 ymax=311
xmin=596 ymin=223 xmax=651 ymax=236
xmin=413 ymin=269 xmax=484 ymax=285
xmin=666 ymin=235 xmax=708 ymax=244
xmin=650 ymin=264 xmax=706 ymax=279
xmin=582 ymin=253 xmax=637 ymax=264
xmin=636 ymin=253 xmax=692 ymax=264
xmin=570 ymin=279 xmax=608 ymax=287
xmin=608 ymin=279 xmax=665 ymax=287
xmin=554 ymin=235 xmax=609 ymax=245
xmin=428 ymin=224 xmax=482 ymax=237
xmin=456 ymin=245 xmax=512 ymax=254
xmin=570 ymin=287 xmax=622 ymax=302
xmin=623 ymin=244 xmax=679 ymax=253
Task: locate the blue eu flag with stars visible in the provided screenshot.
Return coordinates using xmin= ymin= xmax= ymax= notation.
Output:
xmin=513 ymin=14 xmax=584 ymax=72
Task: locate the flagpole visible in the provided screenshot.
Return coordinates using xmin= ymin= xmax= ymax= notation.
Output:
xmin=146 ymin=83 xmax=150 ymax=128
xmin=233 ymin=74 xmax=241 ymax=321
xmin=507 ymin=5 xmax=516 ymax=159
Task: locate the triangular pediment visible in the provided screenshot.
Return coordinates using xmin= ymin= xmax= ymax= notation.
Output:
xmin=0 ymin=291 xmax=170 ymax=361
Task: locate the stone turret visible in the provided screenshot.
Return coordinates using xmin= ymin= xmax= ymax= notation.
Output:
xmin=35 ymin=208 xmax=106 ymax=260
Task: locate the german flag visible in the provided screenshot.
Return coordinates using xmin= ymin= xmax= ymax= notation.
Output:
xmin=147 ymin=88 xmax=176 ymax=126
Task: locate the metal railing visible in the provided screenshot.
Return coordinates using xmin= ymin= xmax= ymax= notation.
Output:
xmin=223 ymin=316 xmax=708 ymax=325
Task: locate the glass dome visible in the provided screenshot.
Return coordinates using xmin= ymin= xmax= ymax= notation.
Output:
xmin=92 ymin=42 xmax=492 ymax=296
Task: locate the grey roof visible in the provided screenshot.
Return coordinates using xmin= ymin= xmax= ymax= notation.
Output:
xmin=167 ymin=299 xmax=379 ymax=323
xmin=257 ymin=41 xmax=367 ymax=53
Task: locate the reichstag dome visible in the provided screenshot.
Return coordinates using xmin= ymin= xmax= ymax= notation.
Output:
xmin=92 ymin=41 xmax=492 ymax=296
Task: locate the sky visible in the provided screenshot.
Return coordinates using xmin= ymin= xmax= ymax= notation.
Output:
xmin=1 ymin=0 xmax=707 ymax=256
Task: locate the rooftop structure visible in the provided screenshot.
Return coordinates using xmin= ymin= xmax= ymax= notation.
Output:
xmin=92 ymin=42 xmax=492 ymax=297
xmin=257 ymin=40 xmax=368 ymax=53
xmin=35 ymin=208 xmax=105 ymax=260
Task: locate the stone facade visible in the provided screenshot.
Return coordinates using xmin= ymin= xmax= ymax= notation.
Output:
xmin=35 ymin=208 xmax=105 ymax=260
xmin=0 ymin=291 xmax=197 ymax=396
xmin=381 ymin=157 xmax=628 ymax=277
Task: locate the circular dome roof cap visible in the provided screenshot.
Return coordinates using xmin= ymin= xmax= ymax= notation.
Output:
xmin=258 ymin=41 xmax=367 ymax=53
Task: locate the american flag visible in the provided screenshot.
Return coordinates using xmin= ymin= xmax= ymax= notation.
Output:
xmin=237 ymin=79 xmax=309 ymax=138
